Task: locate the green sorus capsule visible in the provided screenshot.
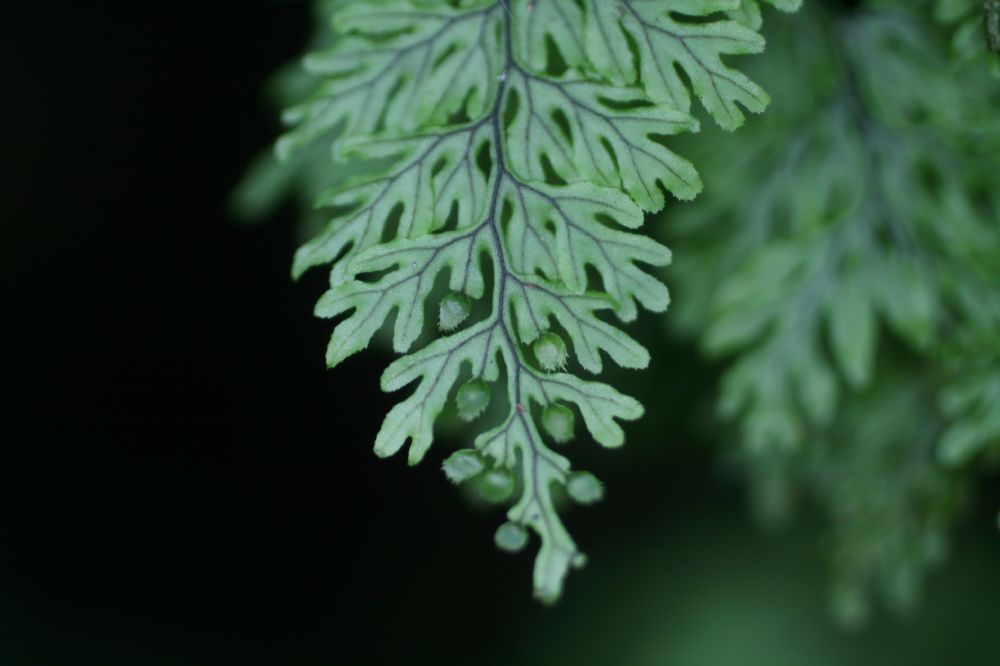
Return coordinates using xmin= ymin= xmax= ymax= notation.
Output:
xmin=533 ymin=332 xmax=568 ymax=372
xmin=442 ymin=449 xmax=484 ymax=484
xmin=455 ymin=379 xmax=490 ymax=421
xmin=438 ymin=292 xmax=471 ymax=332
xmin=542 ymin=403 xmax=575 ymax=443
xmin=494 ymin=522 xmax=528 ymax=553
xmin=479 ymin=467 xmax=515 ymax=503
xmin=566 ymin=471 xmax=603 ymax=505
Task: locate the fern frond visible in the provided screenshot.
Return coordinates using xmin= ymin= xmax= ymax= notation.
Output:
xmin=673 ymin=4 xmax=1000 ymax=451
xmin=939 ymin=364 xmax=1000 ymax=466
xmin=727 ymin=0 xmax=802 ymax=31
xmin=814 ymin=375 xmax=967 ymax=627
xmin=668 ymin=1 xmax=1000 ymax=619
xmin=935 ymin=0 xmax=1000 ymax=74
xmin=584 ymin=0 xmax=770 ymax=130
xmin=273 ymin=0 xmax=771 ymax=602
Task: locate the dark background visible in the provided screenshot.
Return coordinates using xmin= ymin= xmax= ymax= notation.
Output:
xmin=6 ymin=2 xmax=1000 ymax=665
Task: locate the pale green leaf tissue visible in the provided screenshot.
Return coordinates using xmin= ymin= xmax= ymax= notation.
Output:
xmin=272 ymin=0 xmax=771 ymax=602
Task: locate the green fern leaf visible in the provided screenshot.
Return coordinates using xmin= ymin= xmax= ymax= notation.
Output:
xmin=938 ymin=365 xmax=1000 ymax=466
xmin=728 ymin=0 xmax=802 ymax=30
xmin=270 ymin=0 xmax=771 ymax=602
xmin=673 ymin=5 xmax=1000 ymax=454
xmin=583 ymin=0 xmax=769 ymax=130
xmin=935 ymin=0 xmax=1000 ymax=73
xmin=277 ymin=2 xmax=505 ymax=159
xmin=667 ymin=1 xmax=1000 ymax=619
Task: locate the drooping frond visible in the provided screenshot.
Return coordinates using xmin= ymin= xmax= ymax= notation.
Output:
xmin=273 ymin=0 xmax=774 ymax=601
xmin=667 ymin=1 xmax=1000 ymax=619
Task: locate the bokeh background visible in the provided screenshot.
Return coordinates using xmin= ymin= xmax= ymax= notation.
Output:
xmin=7 ymin=1 xmax=1000 ymax=664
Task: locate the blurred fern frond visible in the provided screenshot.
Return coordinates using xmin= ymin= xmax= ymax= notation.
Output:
xmin=667 ymin=0 xmax=1000 ymax=621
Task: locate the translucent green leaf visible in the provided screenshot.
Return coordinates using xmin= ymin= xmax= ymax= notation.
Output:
xmin=584 ymin=0 xmax=769 ymax=130
xmin=667 ymin=2 xmax=1000 ymax=620
xmin=265 ymin=0 xmax=775 ymax=603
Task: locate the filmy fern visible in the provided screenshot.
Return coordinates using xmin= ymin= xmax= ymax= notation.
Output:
xmin=667 ymin=0 xmax=1000 ymax=623
xmin=269 ymin=0 xmax=778 ymax=602
xmin=935 ymin=0 xmax=1000 ymax=74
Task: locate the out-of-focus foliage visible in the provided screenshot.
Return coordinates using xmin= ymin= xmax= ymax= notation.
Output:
xmin=232 ymin=0 xmax=355 ymax=236
xmin=667 ymin=0 xmax=1000 ymax=624
xmin=742 ymin=374 xmax=970 ymax=628
xmin=728 ymin=0 xmax=802 ymax=30
xmin=511 ymin=509 xmax=1000 ymax=666
xmin=935 ymin=0 xmax=1000 ymax=74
